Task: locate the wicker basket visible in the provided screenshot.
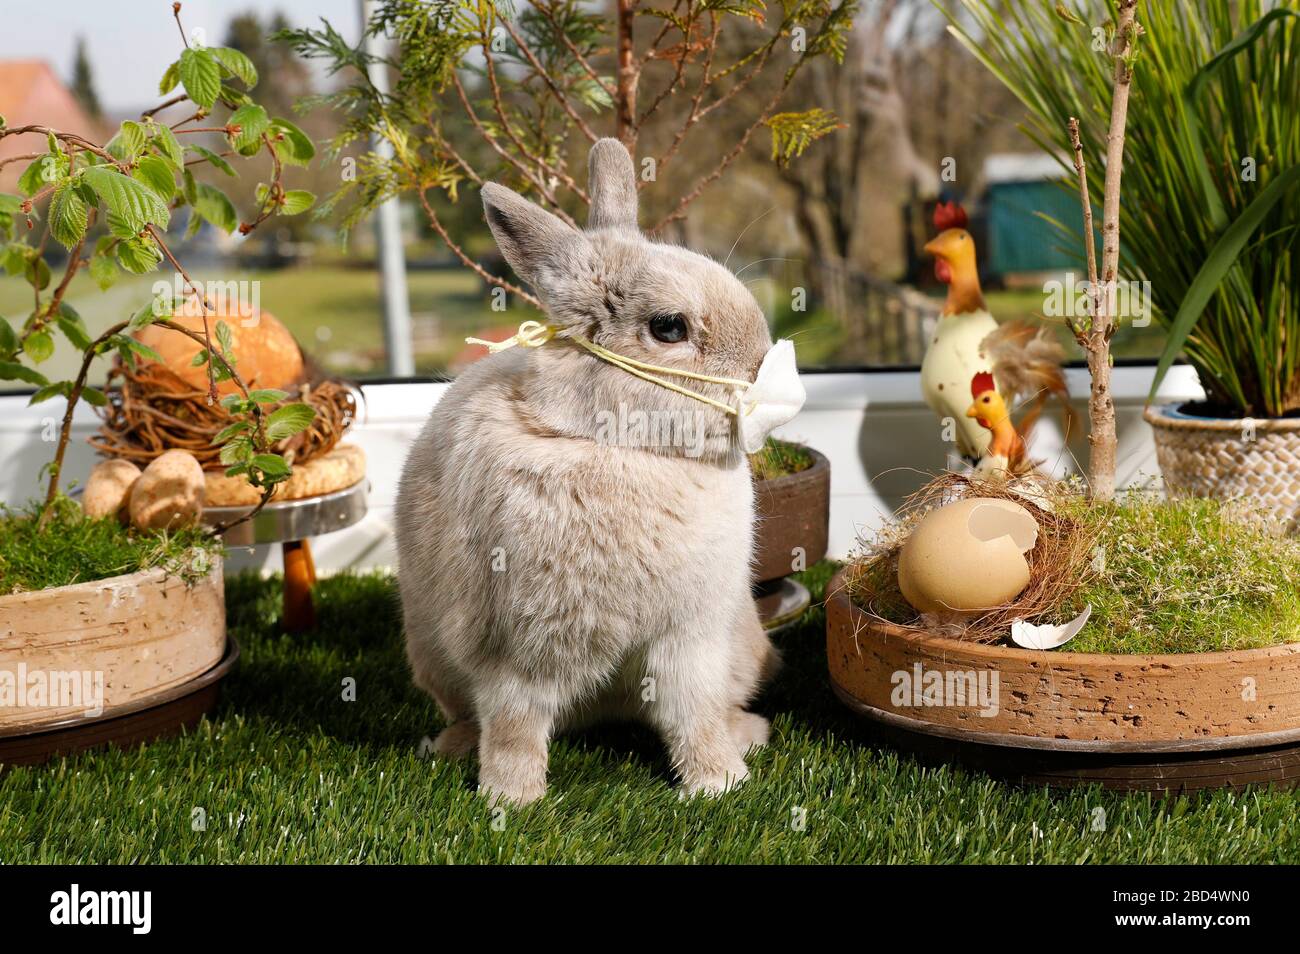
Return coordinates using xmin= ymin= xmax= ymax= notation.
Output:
xmin=1145 ymin=403 xmax=1300 ymax=530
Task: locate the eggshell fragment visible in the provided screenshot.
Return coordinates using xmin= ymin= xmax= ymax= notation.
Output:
xmin=129 ymin=450 xmax=205 ymax=531
xmin=897 ymin=497 xmax=1038 ymax=616
xmin=81 ymin=459 xmax=142 ymax=521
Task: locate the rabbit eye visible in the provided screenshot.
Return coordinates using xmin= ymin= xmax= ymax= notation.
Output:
xmin=649 ymin=313 xmax=688 ymax=344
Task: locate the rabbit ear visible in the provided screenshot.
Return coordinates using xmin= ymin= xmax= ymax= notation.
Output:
xmin=586 ymin=138 xmax=638 ymax=231
xmin=481 ymin=182 xmax=588 ymax=291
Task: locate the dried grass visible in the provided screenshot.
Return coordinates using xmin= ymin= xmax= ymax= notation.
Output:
xmin=841 ymin=472 xmax=1100 ymax=644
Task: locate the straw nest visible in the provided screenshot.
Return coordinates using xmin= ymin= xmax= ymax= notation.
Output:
xmin=841 ymin=472 xmax=1100 ymax=644
xmin=88 ymin=363 xmax=357 ymax=469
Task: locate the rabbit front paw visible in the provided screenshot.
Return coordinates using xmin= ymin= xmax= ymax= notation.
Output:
xmin=679 ymin=756 xmax=751 ymax=799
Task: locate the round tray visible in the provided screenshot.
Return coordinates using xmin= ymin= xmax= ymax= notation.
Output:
xmin=825 ymin=569 xmax=1300 ymax=792
xmin=205 ymin=479 xmax=368 ymax=545
xmin=755 ymin=577 xmax=811 ymax=632
xmin=0 ymin=637 xmax=239 ymax=767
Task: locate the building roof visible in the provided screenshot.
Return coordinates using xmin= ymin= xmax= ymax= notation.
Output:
xmin=982 ymin=152 xmax=1070 ymax=185
xmin=0 ymin=60 xmax=106 ymax=192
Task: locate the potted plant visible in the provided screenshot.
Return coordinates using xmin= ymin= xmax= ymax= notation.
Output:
xmin=750 ymin=438 xmax=830 ymax=627
xmin=949 ymin=0 xmax=1300 ymax=524
xmin=0 ymin=4 xmax=318 ymax=760
xmin=829 ymin=1 xmax=1300 ymax=793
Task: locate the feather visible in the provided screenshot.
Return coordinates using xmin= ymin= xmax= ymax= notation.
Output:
xmin=980 ymin=321 xmax=1077 ymax=442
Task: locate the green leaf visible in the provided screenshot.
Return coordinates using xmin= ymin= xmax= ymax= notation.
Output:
xmin=107 ymin=120 xmax=147 ymax=161
xmin=211 ymin=420 xmax=252 ymax=445
xmin=229 ymin=104 xmax=270 ymax=155
xmin=17 ymin=157 xmax=56 ymax=197
xmin=211 ymin=47 xmax=259 ymax=87
xmin=1182 ymin=9 xmax=1299 ymax=231
xmin=132 ymin=155 xmax=175 ymax=202
xmin=224 ymin=462 xmax=250 ymax=478
xmin=48 ymin=182 xmax=88 ymax=248
xmin=279 ymin=190 xmax=315 ymax=216
xmin=178 ymin=48 xmax=221 ymax=109
xmin=116 ymin=236 xmax=162 ymax=275
xmin=186 ymin=144 xmax=236 ymax=177
xmin=82 ymin=165 xmax=170 ymax=233
xmin=215 ymin=320 xmax=236 ymax=358
xmin=25 ymin=329 xmax=54 ymax=363
xmin=219 ymin=435 xmax=253 ymax=466
xmin=118 ymin=336 xmax=163 ymax=364
xmin=252 ymin=453 xmax=291 ymax=479
xmin=193 ymin=183 xmax=238 ymax=233
xmin=89 ymin=251 xmax=118 ymax=290
xmin=3 ymin=243 xmax=28 ymax=276
xmin=220 ymin=393 xmax=248 ymax=412
xmin=55 ymin=309 xmax=92 ymax=350
xmin=0 ymin=316 xmax=17 ymax=358
xmin=159 ymin=60 xmax=180 ymax=95
xmin=248 ymin=388 xmax=289 ymax=405
xmin=0 ymin=193 xmax=22 ymax=215
xmin=0 ymin=360 xmax=48 ymax=386
xmin=1148 ymin=163 xmax=1300 ymax=404
xmin=151 ymin=123 xmax=184 ymax=170
xmin=269 ymin=119 xmax=315 ymax=167
xmin=25 ymin=255 xmax=51 ymax=291
xmin=28 ymin=380 xmax=71 ymax=405
xmin=79 ymin=385 xmax=108 ymax=407
xmin=192 ymin=349 xmax=211 ymax=368
xmin=128 ymin=293 xmax=171 ymax=331
xmin=265 ymin=402 xmax=316 ymax=442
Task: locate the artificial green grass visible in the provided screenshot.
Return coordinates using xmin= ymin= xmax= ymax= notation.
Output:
xmin=2 ymin=561 xmax=1300 ymax=863
xmin=0 ymin=498 xmax=221 ymax=595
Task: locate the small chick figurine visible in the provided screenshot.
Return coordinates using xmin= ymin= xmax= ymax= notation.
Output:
xmin=966 ymin=371 xmax=1024 ymax=477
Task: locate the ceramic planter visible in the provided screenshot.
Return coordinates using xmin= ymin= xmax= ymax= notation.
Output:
xmin=825 ymin=569 xmax=1300 ymax=792
xmin=0 ymin=555 xmax=231 ymax=761
xmin=752 ymin=448 xmax=830 ymax=628
xmin=1145 ymin=402 xmax=1300 ymax=530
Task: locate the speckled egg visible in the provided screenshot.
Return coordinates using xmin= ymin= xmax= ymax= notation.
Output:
xmin=128 ymin=450 xmax=206 ymax=531
xmin=897 ymin=497 xmax=1038 ymax=616
xmin=81 ymin=459 xmax=142 ymax=521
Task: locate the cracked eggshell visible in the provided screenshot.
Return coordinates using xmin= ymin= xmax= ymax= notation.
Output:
xmin=897 ymin=497 xmax=1038 ymax=616
xmin=82 ymin=458 xmax=142 ymax=521
xmin=129 ymin=450 xmax=205 ymax=531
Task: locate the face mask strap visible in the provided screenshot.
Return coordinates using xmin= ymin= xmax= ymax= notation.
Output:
xmin=466 ymin=320 xmax=751 ymax=417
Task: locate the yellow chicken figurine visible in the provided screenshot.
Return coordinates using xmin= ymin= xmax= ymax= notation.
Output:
xmin=966 ymin=371 xmax=1025 ymax=476
xmin=922 ymin=201 xmax=1072 ymax=468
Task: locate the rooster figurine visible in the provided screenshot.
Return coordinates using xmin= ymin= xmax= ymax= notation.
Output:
xmin=921 ymin=201 xmax=1073 ymax=469
xmin=966 ymin=371 xmax=1025 ymax=476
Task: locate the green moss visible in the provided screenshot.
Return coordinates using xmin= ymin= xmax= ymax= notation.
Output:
xmin=0 ymin=497 xmax=222 ymax=594
xmin=854 ymin=495 xmax=1300 ymax=655
xmin=749 ymin=437 xmax=814 ymax=481
xmin=1062 ymin=497 xmax=1300 ymax=655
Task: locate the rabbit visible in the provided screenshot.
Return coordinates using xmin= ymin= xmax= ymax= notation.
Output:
xmin=394 ymin=138 xmax=782 ymax=805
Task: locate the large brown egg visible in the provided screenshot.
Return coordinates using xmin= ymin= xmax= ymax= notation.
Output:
xmin=897 ymin=497 xmax=1038 ymax=616
xmin=132 ymin=300 xmax=303 ymax=395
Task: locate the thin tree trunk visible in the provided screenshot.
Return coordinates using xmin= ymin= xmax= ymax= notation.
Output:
xmin=1083 ymin=0 xmax=1140 ymax=501
xmin=615 ymin=0 xmax=638 ymax=148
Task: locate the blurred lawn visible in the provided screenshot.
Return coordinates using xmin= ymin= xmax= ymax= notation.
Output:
xmin=3 ymin=265 xmax=1166 ymax=393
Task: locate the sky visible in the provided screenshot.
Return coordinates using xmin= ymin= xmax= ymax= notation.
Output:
xmin=0 ymin=0 xmax=364 ymax=113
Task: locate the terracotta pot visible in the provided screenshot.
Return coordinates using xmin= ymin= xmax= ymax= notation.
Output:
xmin=0 ymin=555 xmax=226 ymax=732
xmin=752 ymin=448 xmax=830 ymax=583
xmin=825 ymin=569 xmax=1300 ymax=748
xmin=1145 ymin=402 xmax=1300 ymax=530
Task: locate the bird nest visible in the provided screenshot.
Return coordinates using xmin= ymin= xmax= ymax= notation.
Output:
xmin=88 ymin=363 xmax=357 ymax=469
xmin=841 ymin=472 xmax=1100 ymax=644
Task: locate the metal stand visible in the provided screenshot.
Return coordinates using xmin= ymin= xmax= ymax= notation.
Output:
xmin=204 ymin=481 xmax=368 ymax=633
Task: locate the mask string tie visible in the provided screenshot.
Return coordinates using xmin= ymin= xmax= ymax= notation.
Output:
xmin=466 ymin=320 xmax=754 ymax=418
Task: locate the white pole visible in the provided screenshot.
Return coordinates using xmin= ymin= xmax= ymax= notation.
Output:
xmin=360 ymin=0 xmax=415 ymax=376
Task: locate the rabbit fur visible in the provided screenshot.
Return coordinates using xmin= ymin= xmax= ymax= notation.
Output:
xmin=395 ymin=138 xmax=781 ymax=805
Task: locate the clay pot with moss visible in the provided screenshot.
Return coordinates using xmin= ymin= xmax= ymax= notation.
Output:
xmin=749 ymin=438 xmax=830 ymax=629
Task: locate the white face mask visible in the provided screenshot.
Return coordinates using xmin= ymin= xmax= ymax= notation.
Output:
xmin=467 ymin=321 xmax=807 ymax=454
